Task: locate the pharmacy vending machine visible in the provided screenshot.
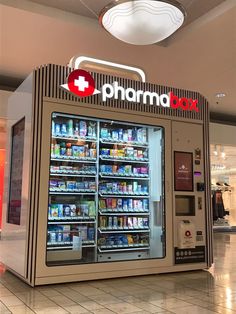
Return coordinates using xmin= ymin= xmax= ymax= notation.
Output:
xmin=1 ymin=60 xmax=213 ymax=286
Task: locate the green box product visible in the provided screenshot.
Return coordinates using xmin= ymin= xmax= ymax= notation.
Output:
xmin=99 ymin=199 xmax=107 ymax=209
xmin=88 ymin=201 xmax=96 ymax=217
xmin=50 ymin=205 xmax=58 ymax=218
xmin=80 ymin=201 xmax=96 ymax=217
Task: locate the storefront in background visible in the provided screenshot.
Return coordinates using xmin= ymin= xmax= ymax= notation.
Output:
xmin=210 ymin=123 xmax=236 ymax=231
xmin=0 ymin=58 xmax=212 ymax=286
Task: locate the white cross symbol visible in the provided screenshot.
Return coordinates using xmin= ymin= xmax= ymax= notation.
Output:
xmin=74 ymin=76 xmax=89 ymax=92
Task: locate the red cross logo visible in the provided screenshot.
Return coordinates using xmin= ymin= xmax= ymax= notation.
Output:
xmin=61 ymin=69 xmax=100 ymax=97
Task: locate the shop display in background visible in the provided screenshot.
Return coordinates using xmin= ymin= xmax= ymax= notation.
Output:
xmin=210 ymin=144 xmax=236 ymax=229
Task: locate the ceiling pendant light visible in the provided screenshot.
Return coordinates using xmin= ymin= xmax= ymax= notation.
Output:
xmin=99 ymin=0 xmax=186 ymax=45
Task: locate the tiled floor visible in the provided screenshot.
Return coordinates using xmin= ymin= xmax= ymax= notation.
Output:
xmin=1 ymin=232 xmax=236 ymax=314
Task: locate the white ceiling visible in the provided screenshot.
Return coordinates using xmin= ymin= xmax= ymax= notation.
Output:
xmin=0 ymin=0 xmax=235 ymax=116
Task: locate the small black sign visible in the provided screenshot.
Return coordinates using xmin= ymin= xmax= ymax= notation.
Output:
xmin=174 ymin=246 xmax=205 ymax=264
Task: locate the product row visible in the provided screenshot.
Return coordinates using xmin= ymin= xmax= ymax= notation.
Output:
xmin=51 ymin=143 xmax=97 ymax=158
xmin=49 ymin=180 xmax=96 ymax=192
xmin=48 ymin=225 xmax=95 ymax=243
xmin=50 ymin=165 xmax=96 ymax=174
xmin=99 ymin=216 xmax=149 ymax=229
xmin=100 ymin=164 xmax=148 ymax=176
xmin=100 ymin=147 xmax=148 ymax=159
xmin=49 ymin=202 xmax=96 ymax=219
xmin=100 ymin=127 xmax=147 ymax=144
xmin=99 ymin=181 xmax=148 ymax=195
xmin=52 ymin=119 xmax=97 ymax=138
xmin=99 ymin=198 xmax=149 ymax=211
xmin=98 ymin=234 xmax=149 ymax=247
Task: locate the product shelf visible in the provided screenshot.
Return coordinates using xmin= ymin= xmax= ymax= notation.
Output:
xmin=49 ymin=191 xmax=96 ymax=195
xmin=47 ymin=240 xmax=95 ymax=249
xmin=98 ymin=228 xmax=150 ymax=234
xmin=99 ymin=173 xmax=149 ymax=180
xmin=99 ymin=156 xmax=149 ymax=163
xmin=51 ymin=157 xmax=97 ymax=163
xmin=50 ymin=173 xmax=96 ymax=178
xmin=48 ymin=220 xmax=96 ymax=225
xmin=98 ymin=211 xmax=149 ymax=216
xmin=100 ymin=139 xmax=148 ymax=148
xmin=52 ymin=135 xmax=97 ymax=142
xmin=98 ymin=245 xmax=149 ymax=253
xmin=50 ymin=171 xmax=97 ymax=176
xmin=99 ymin=192 xmax=149 ymax=197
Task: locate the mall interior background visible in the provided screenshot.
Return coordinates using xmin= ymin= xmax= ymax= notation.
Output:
xmin=0 ymin=1 xmax=235 ymax=232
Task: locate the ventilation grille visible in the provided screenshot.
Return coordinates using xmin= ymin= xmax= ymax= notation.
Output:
xmin=37 ymin=64 xmax=208 ymax=121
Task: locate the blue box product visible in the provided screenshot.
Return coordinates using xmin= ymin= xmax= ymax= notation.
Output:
xmin=118 ymin=129 xmax=123 ymax=140
xmin=143 ymin=200 xmax=148 ymax=210
xmin=51 ymin=120 xmax=55 ymax=136
xmin=123 ymin=200 xmax=128 ymax=210
xmin=142 ymin=186 xmax=148 ymax=193
xmin=61 ymin=124 xmax=67 ymax=136
xmin=128 ymin=199 xmax=133 ymax=210
xmin=100 ymin=148 xmax=110 ymax=156
xmin=88 ymin=228 xmax=95 ymax=241
xmin=112 ymin=130 xmax=119 ymax=141
xmin=117 ymin=199 xmax=123 ymax=209
xmin=50 ymin=180 xmax=58 ymax=189
xmin=63 ymin=225 xmax=71 ymax=242
xmin=72 ymin=146 xmax=80 ymax=157
xmin=63 ymin=205 xmax=71 ymax=217
xmin=128 ymin=129 xmax=133 ymax=141
xmin=106 ymin=165 xmax=113 ymax=173
xmin=79 ymin=121 xmax=87 ymax=137
xmin=55 ymin=123 xmax=61 ymax=135
xmin=79 ymin=226 xmax=88 ymax=241
xmin=100 ymin=128 xmax=109 ymax=139
xmin=100 ymin=165 xmax=106 ymax=172
xmin=58 ymin=204 xmax=64 ymax=217
xmin=137 ymin=129 xmax=143 ymax=142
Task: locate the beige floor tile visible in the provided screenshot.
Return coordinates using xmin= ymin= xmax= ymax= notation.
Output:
xmin=134 ymin=301 xmax=167 ymax=313
xmin=25 ymin=299 xmax=57 ymax=309
xmin=0 ymin=288 xmax=14 ymax=297
xmin=78 ymin=300 xmax=104 ymax=311
xmin=0 ymin=301 xmax=11 ymax=314
xmin=168 ymin=305 xmax=219 ymax=314
xmin=89 ymin=293 xmax=121 ymax=305
xmin=71 ymin=286 xmax=105 ymax=297
xmin=207 ymin=305 xmax=236 ymax=314
xmin=34 ymin=306 xmax=69 ymax=314
xmin=149 ymin=297 xmax=192 ymax=310
xmin=15 ymin=291 xmax=48 ymax=303
xmin=60 ymin=290 xmax=90 ymax=302
xmin=91 ymin=309 xmax=117 ymax=314
xmin=118 ymin=295 xmax=141 ymax=303
xmin=105 ymin=302 xmax=143 ymax=313
xmin=49 ymin=295 xmax=76 ymax=306
xmin=99 ymin=286 xmax=127 ymax=297
xmin=40 ymin=288 xmax=63 ymax=297
xmin=0 ymin=295 xmax=24 ymax=307
xmin=64 ymin=304 xmax=90 ymax=313
xmin=8 ymin=305 xmax=36 ymax=314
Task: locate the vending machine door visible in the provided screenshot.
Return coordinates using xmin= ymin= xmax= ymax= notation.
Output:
xmin=34 ymin=100 xmax=173 ymax=285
